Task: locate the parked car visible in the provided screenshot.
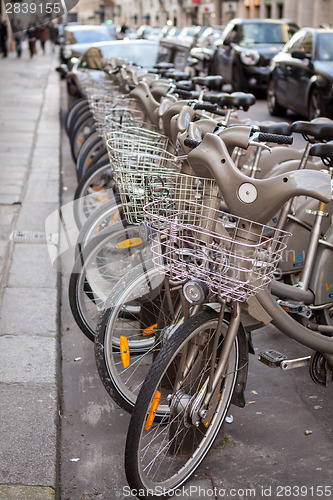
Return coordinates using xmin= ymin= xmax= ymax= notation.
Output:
xmin=267 ymin=28 xmax=333 ymax=119
xmin=211 ymin=18 xmax=298 ymax=92
xmin=136 ymin=25 xmax=153 ymax=39
xmin=60 ymin=25 xmax=116 ymax=64
xmin=66 ymin=39 xmax=160 ymax=96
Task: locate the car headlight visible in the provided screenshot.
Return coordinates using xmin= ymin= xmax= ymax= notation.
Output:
xmin=239 ymin=50 xmax=260 ymax=66
xmin=63 ymin=47 xmax=72 ymax=60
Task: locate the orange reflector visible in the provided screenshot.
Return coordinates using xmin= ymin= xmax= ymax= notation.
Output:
xmin=111 ymin=210 xmax=120 ymax=225
xmin=120 ymin=336 xmax=130 ymax=369
xmin=92 ymin=185 xmax=103 ymax=192
xmin=145 ymin=391 xmax=161 ymax=430
xmin=97 ymin=196 xmax=110 ymax=202
xmin=87 ymin=157 xmax=91 ymax=167
xmin=117 ymin=237 xmax=143 ymax=249
xmin=204 ymin=393 xmax=221 ymax=428
xmin=142 ymin=323 xmax=157 ymax=337
xmin=78 ymin=138 xmax=83 ymax=144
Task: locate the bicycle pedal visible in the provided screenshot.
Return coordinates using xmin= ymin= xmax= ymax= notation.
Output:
xmin=277 ymin=300 xmax=312 ymax=319
xmin=258 ymin=350 xmax=287 ymax=368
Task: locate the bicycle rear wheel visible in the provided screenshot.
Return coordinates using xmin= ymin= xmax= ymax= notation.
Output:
xmin=125 ymin=309 xmax=240 ymax=498
xmin=69 ymin=223 xmax=152 ymax=341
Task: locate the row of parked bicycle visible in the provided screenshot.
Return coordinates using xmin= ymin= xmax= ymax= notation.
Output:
xmin=64 ymin=60 xmax=333 ymax=499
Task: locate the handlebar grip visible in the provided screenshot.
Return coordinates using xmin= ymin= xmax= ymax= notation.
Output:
xmin=175 ymin=89 xmax=194 ymax=98
xmin=184 ymin=138 xmax=201 ymax=149
xmin=257 ymin=132 xmax=293 ymax=145
xmin=194 ymin=103 xmax=217 ymax=112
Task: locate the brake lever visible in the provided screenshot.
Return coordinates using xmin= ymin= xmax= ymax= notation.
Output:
xmin=248 ymin=140 xmax=272 ymax=152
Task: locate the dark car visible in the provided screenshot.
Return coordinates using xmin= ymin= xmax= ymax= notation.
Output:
xmin=211 ymin=18 xmax=298 ymax=92
xmin=268 ymin=28 xmax=333 ymax=120
xmin=66 ymin=40 xmax=160 ymax=96
xmin=60 ymin=24 xmax=116 ymax=64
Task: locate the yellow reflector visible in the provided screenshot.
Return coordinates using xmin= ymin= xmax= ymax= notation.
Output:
xmin=145 ymin=391 xmax=161 ymax=430
xmin=120 ymin=336 xmax=130 ymax=369
xmin=142 ymin=323 xmax=157 ymax=337
xmin=117 ymin=237 xmax=143 ymax=249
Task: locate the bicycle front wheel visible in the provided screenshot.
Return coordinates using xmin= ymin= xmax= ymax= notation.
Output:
xmin=95 ymin=260 xmax=182 ymax=414
xmin=125 ymin=309 xmax=240 ymax=499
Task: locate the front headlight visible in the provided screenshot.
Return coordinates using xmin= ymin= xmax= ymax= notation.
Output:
xmin=239 ymin=50 xmax=260 ymax=66
xmin=63 ymin=47 xmax=72 ymax=60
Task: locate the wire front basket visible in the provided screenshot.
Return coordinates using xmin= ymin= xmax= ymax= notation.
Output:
xmin=144 ymin=199 xmax=291 ymax=302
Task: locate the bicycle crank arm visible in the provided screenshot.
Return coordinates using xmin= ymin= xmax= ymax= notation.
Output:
xmin=280 ymin=356 xmax=311 ymax=370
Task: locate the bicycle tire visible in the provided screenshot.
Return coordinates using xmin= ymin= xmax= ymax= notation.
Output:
xmin=76 ymin=132 xmax=104 ymax=181
xmin=73 ymin=160 xmax=116 ymax=229
xmin=125 ymin=309 xmax=240 ymax=498
xmin=65 ymin=97 xmax=88 ymax=136
xmin=70 ymin=112 xmax=95 ymax=162
xmin=75 ymin=200 xmax=124 ymax=260
xmin=69 ymin=223 xmax=152 ymax=341
xmin=95 ymin=260 xmax=176 ymax=414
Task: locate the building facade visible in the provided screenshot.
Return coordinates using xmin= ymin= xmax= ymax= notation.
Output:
xmin=71 ymin=0 xmax=333 ymax=28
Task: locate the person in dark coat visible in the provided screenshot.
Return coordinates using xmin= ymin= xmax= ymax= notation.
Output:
xmin=27 ymin=22 xmax=37 ymax=58
xmin=37 ymin=24 xmax=49 ymax=54
xmin=0 ymin=20 xmax=8 ymax=58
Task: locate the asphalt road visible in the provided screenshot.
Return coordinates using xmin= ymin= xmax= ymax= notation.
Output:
xmin=59 ymin=85 xmax=333 ymax=500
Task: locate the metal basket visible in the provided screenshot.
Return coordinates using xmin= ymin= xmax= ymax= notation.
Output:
xmin=144 ymin=199 xmax=291 ymax=302
xmin=90 ymin=99 xmax=141 ymax=134
xmin=103 ymin=109 xmax=147 ymax=138
xmin=114 ymin=167 xmax=217 ymax=225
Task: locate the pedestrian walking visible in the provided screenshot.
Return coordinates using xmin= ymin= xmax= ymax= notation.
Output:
xmin=37 ymin=24 xmax=49 ymax=54
xmin=49 ymin=22 xmax=59 ymax=53
xmin=27 ymin=22 xmax=37 ymax=58
xmin=0 ymin=19 xmax=8 ymax=58
xmin=13 ymin=19 xmax=23 ymax=57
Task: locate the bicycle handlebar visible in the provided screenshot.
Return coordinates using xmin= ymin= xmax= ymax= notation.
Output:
xmin=194 ymin=103 xmax=217 ymax=113
xmin=184 ymin=138 xmax=201 ymax=149
xmin=255 ymin=132 xmax=293 ymax=145
xmin=184 ymin=131 xmax=293 ymax=150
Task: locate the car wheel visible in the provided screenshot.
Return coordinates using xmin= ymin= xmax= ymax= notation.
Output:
xmin=267 ymin=78 xmax=286 ymax=116
xmin=308 ymin=87 xmax=322 ymax=120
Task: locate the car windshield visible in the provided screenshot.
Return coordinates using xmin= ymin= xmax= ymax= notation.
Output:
xmin=79 ymin=42 xmax=159 ymax=69
xmin=66 ymin=29 xmax=112 ymax=45
xmin=317 ymin=32 xmax=333 ymax=61
xmin=242 ymin=23 xmax=285 ymax=44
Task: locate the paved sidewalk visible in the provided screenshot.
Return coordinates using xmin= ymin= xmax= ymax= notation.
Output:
xmin=0 ymin=46 xmax=60 ymax=499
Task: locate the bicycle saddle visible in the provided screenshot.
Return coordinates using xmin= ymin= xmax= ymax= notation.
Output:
xmin=154 ymin=62 xmax=174 ymax=70
xmin=309 ymin=141 xmax=333 ymax=162
xmin=175 ymin=81 xmax=196 ymax=92
xmin=187 ymin=130 xmax=332 ymax=225
xmin=201 ymin=92 xmax=225 ymax=104
xmin=219 ymin=92 xmax=256 ymax=111
xmin=192 ymin=76 xmax=223 ymax=91
xmin=259 ymin=121 xmax=292 ymax=136
xmin=291 ymin=121 xmax=333 ymax=142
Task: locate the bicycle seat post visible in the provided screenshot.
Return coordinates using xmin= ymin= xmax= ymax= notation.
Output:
xmin=298 ymin=200 xmax=329 ymax=291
